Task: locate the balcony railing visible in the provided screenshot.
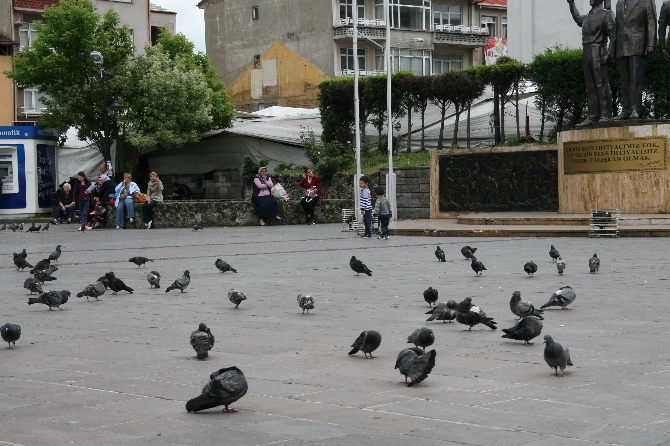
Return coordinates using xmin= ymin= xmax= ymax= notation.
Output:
xmin=335 ymin=69 xmax=384 ymax=77
xmin=434 ymin=24 xmax=489 ymax=35
xmin=433 ymin=25 xmax=489 ymax=47
xmin=333 ymin=17 xmax=387 ymax=40
xmin=334 ymin=17 xmax=386 ymax=27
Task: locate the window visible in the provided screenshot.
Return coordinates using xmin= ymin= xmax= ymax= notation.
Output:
xmin=23 ymin=88 xmax=48 ymax=113
xmin=375 ymin=0 xmax=431 ymax=30
xmin=253 ymin=55 xmax=261 ymax=69
xmin=604 ymin=0 xmax=611 ymax=9
xmin=151 ymin=26 xmax=160 ymax=45
xmin=502 ymin=17 xmax=507 ymax=38
xmin=341 ymin=47 xmax=366 ymax=71
xmin=19 ymin=23 xmax=39 ymax=49
xmin=377 ymin=48 xmax=430 ymax=75
xmin=128 ymin=29 xmax=134 ymax=45
xmin=433 ymin=5 xmax=461 ymax=28
xmin=432 ymin=53 xmax=462 ymax=74
xmin=340 ymin=0 xmax=365 ymax=19
xmin=481 ymin=16 xmax=496 ymax=37
xmin=252 ymin=6 xmax=259 ymax=19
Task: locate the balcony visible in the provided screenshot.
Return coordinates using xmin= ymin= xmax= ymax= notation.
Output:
xmin=433 ymin=25 xmax=490 ymax=47
xmin=334 ymin=69 xmax=384 ymax=77
xmin=333 ymin=17 xmax=386 ymax=40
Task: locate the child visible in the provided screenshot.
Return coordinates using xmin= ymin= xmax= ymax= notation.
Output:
xmin=373 ymin=186 xmax=392 ymax=240
xmin=359 ymin=175 xmax=372 ymax=238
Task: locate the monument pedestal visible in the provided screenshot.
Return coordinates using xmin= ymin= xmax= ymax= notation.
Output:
xmin=558 ymin=123 xmax=670 ymax=214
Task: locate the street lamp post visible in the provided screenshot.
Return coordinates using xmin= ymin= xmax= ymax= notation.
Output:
xmin=90 ymin=51 xmax=122 ymax=176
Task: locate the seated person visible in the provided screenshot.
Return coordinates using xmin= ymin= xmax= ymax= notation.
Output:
xmin=87 ymin=174 xmax=116 ymax=229
xmin=172 ymin=182 xmax=193 ymax=200
xmin=52 ymin=183 xmax=76 ymax=224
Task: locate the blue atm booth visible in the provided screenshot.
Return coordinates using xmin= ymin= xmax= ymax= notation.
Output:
xmin=0 ymin=126 xmax=59 ymax=215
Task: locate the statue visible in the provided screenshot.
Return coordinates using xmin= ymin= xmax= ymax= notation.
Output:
xmin=612 ymin=0 xmax=657 ymax=120
xmin=660 ymin=1 xmax=670 ymax=67
xmin=568 ymin=0 xmax=615 ymax=127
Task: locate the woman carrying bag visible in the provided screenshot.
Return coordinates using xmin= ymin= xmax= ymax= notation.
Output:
xmin=252 ymin=166 xmax=281 ymax=226
xmin=298 ymin=166 xmax=321 ymax=224
xmin=114 ymin=173 xmax=140 ymax=229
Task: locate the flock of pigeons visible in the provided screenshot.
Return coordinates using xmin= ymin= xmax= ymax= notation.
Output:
xmin=1 ymin=221 xmax=50 ymax=232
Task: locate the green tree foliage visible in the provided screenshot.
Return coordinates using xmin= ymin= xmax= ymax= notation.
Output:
xmin=400 ymin=75 xmax=432 ymax=151
xmin=318 ymin=77 xmax=355 ymax=144
xmin=478 ymin=57 xmax=525 ymax=142
xmin=430 ymin=72 xmax=456 ymax=150
xmin=641 ymin=43 xmax=670 ymax=119
xmin=449 ymin=69 xmax=485 ymax=148
xmin=361 ymin=72 xmax=410 ymax=152
xmin=240 ymin=155 xmax=270 ymax=185
xmin=299 ymin=127 xmax=353 ymax=185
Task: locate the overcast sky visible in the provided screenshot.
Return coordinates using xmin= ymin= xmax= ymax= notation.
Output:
xmin=152 ymin=0 xmax=206 ymax=53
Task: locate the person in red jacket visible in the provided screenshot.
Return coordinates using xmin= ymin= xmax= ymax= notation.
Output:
xmin=298 ymin=166 xmax=321 ymax=225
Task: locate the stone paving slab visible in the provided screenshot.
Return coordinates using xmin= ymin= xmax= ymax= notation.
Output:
xmin=1 ymin=224 xmax=670 ymax=445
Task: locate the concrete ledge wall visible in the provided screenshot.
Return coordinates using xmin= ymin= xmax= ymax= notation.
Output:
xmin=380 ymin=167 xmax=430 ymax=219
xmin=107 ymin=199 xmax=354 ymax=228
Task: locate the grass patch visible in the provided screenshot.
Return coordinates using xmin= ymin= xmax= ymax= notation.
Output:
xmin=343 ymin=151 xmax=431 ymax=173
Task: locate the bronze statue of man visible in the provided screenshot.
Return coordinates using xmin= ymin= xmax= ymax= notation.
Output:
xmin=612 ymin=0 xmax=657 ymax=120
xmin=660 ymin=0 xmax=670 ymax=67
xmin=568 ymin=0 xmax=615 ymax=126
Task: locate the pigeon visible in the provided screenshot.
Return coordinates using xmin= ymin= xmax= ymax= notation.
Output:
xmin=524 ymin=261 xmax=538 ymax=276
xmin=97 ymin=275 xmax=111 ymax=289
xmin=42 ymin=222 xmax=50 ymax=231
xmin=215 ymin=259 xmax=238 ymax=273
xmin=461 ymin=246 xmax=477 ymax=259
xmin=28 ymin=290 xmax=70 ymax=310
xmin=19 ymin=248 xmax=27 ymax=259
xmin=228 ymin=289 xmax=246 ymax=309
xmin=185 ymin=367 xmax=248 ymax=413
xmin=395 ymin=348 xmax=436 ymax=386
xmin=348 ymin=330 xmax=382 ymax=358
xmin=540 ymin=286 xmax=576 ymax=310
xmin=190 ymin=323 xmax=215 ymax=359
xmin=76 ymin=281 xmax=106 ymax=301
xmin=147 ymin=270 xmax=161 ymax=288
xmin=0 ymin=223 xmax=5 ymax=230
xmin=25 ymin=223 xmax=40 ymax=232
xmin=435 ymin=246 xmax=446 ymax=262
xmin=192 ymin=223 xmax=203 ymax=231
xmin=501 ymin=316 xmax=543 ymax=345
xmin=589 ymin=253 xmax=600 ymax=273
xmin=33 ymin=266 xmax=58 ymax=283
xmin=48 ymin=245 xmax=62 ymax=262
xmin=104 ymin=272 xmax=134 ymax=294
xmin=13 ymin=255 xmax=32 ymax=271
xmin=556 ymin=257 xmax=566 ymax=275
xmin=128 ymin=256 xmax=153 ymax=268
xmin=1 ymin=323 xmax=21 ymax=349
xmin=509 ymin=291 xmax=544 ymax=320
xmin=30 ymin=259 xmax=51 ymax=273
xmin=18 ymin=223 xmax=23 ymax=231
xmin=471 ymin=257 xmax=486 ymax=276
xmin=423 ymin=287 xmax=438 ymax=307
xmin=549 ymin=245 xmax=560 ymax=262
xmin=407 ymin=327 xmax=435 ymax=351
xmin=8 ymin=223 xmax=16 ymax=231
xmin=456 ymin=297 xmax=497 ymax=331
xmin=166 ymin=270 xmax=190 ymax=293
xmin=297 ymin=294 xmax=315 ymax=314
xmin=426 ymin=300 xmax=457 ymax=323
xmin=23 ymin=277 xmax=43 ymax=294
xmin=349 ymin=256 xmax=372 ymax=276
xmin=543 ymin=335 xmax=573 ymax=377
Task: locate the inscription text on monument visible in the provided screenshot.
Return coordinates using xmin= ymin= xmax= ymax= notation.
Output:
xmin=563 ymin=136 xmax=668 ymax=174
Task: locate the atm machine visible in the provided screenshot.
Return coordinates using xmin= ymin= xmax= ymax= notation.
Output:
xmin=0 ymin=126 xmax=58 ymax=215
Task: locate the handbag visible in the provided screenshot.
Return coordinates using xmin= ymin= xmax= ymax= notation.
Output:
xmin=304 ymin=186 xmax=318 ymax=198
xmin=135 ymin=193 xmax=147 ymax=203
xmin=271 ymin=183 xmax=289 ymax=201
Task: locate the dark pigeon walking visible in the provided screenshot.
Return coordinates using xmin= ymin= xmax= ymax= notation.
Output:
xmin=509 ymin=291 xmax=544 ymax=320
xmin=105 ymin=272 xmax=134 ymax=294
xmin=190 ymin=323 xmax=215 ymax=359
xmin=349 ymin=256 xmax=372 ymax=276
xmin=349 ymin=330 xmax=382 ymax=359
xmin=471 ymin=257 xmax=486 ymax=276
xmin=395 ymin=348 xmax=436 ymax=386
xmin=228 ymin=289 xmax=246 ymax=309
xmin=461 ymin=246 xmax=477 ymax=259
xmin=13 ymin=255 xmax=32 ymax=272
xmin=407 ymin=327 xmax=434 ymax=351
xmin=1 ymin=323 xmax=21 ymax=349
xmin=97 ymin=275 xmax=111 ymax=289
xmin=33 ymin=266 xmax=58 ymax=283
xmin=524 ymin=261 xmax=538 ymax=276
xmin=589 ymin=253 xmax=600 ymax=273
xmin=297 ymin=294 xmax=314 ymax=314
xmin=0 ymin=223 xmax=5 ymax=230
xmin=28 ymin=290 xmax=70 ymax=310
xmin=435 ymin=246 xmax=446 ymax=262
xmin=456 ymin=297 xmax=497 ymax=331
xmin=192 ymin=223 xmax=203 ymax=231
xmin=501 ymin=316 xmax=543 ymax=345
xmin=426 ymin=300 xmax=457 ymax=323
xmin=543 ymin=335 xmax=573 ymax=377
xmin=549 ymin=245 xmax=560 ymax=262
xmin=147 ymin=271 xmax=161 ymax=288
xmin=48 ymin=245 xmax=62 ymax=262
xmin=165 ymin=270 xmax=190 ymax=293
xmin=423 ymin=287 xmax=438 ymax=307
xmin=556 ymin=257 xmax=566 ymax=275
xmin=25 ymin=223 xmax=40 ymax=233
xmin=42 ymin=222 xmax=49 ymax=231
xmin=30 ymin=259 xmax=50 ymax=273
xmin=128 ymin=256 xmax=153 ymax=268
xmin=185 ymin=367 xmax=248 ymax=413
xmin=540 ymin=286 xmax=576 ymax=310
xmin=23 ymin=277 xmax=43 ymax=294
xmin=215 ymin=259 xmax=238 ymax=273
xmin=19 ymin=248 xmax=27 ymax=259
xmin=76 ymin=281 xmax=106 ymax=301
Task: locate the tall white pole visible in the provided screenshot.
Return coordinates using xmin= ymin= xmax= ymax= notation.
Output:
xmin=385 ymin=0 xmax=397 ymax=221
xmin=353 ymin=2 xmax=362 ymax=217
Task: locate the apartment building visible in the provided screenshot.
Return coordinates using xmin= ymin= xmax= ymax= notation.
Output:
xmin=200 ymin=0 xmax=507 ymax=112
xmin=0 ymin=0 xmax=176 ymax=125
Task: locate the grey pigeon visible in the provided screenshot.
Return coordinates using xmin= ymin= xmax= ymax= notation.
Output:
xmin=0 ymin=223 xmax=5 ymax=230
xmin=190 ymin=323 xmax=215 ymax=359
xmin=48 ymin=245 xmax=62 ymax=262
xmin=423 ymin=287 xmax=438 ymax=307
xmin=215 ymin=259 xmax=238 ymax=273
xmin=19 ymin=248 xmax=27 ymax=259
xmin=97 ymin=275 xmax=111 ymax=289
xmin=166 ymin=270 xmax=190 ymax=293
xmin=128 ymin=256 xmax=153 ymax=268
xmin=407 ymin=327 xmax=434 ymax=351
xmin=18 ymin=223 xmax=23 ymax=231
xmin=1 ymin=323 xmax=21 ymax=349
xmin=549 ymin=245 xmax=560 ymax=262
xmin=543 ymin=335 xmax=573 ymax=377
xmin=28 ymin=290 xmax=70 ymax=310
xmin=147 ymin=270 xmax=161 ymax=288
xmin=105 ymin=272 xmax=134 ymax=294
xmin=192 ymin=223 xmax=203 ymax=231
xmin=395 ymin=348 xmax=436 ymax=386
xmin=30 ymin=258 xmax=50 ymax=273
xmin=297 ymin=294 xmax=314 ymax=314
xmin=13 ymin=255 xmax=32 ymax=271
xmin=228 ymin=289 xmax=247 ymax=309
xmin=33 ymin=266 xmax=58 ymax=283
xmin=349 ymin=330 xmax=382 ymax=358
xmin=509 ymin=291 xmax=544 ymax=320
xmin=42 ymin=222 xmax=49 ymax=231
xmin=23 ymin=277 xmax=43 ymax=294
xmin=502 ymin=316 xmax=543 ymax=345
xmin=461 ymin=246 xmax=477 ymax=259
xmin=349 ymin=256 xmax=372 ymax=276
xmin=25 ymin=223 xmax=40 ymax=232
xmin=556 ymin=257 xmax=566 ymax=275
xmin=589 ymin=253 xmax=600 ymax=273
xmin=426 ymin=300 xmax=457 ymax=323
xmin=76 ymin=281 xmax=106 ymax=301
xmin=456 ymin=297 xmax=497 ymax=331
xmin=435 ymin=246 xmax=446 ymax=262
xmin=524 ymin=261 xmax=538 ymax=276
xmin=471 ymin=256 xmax=486 ymax=276
xmin=185 ymin=367 xmax=248 ymax=413
xmin=540 ymin=286 xmax=576 ymax=310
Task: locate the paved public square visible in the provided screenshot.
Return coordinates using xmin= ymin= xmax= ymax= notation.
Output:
xmin=1 ymin=223 xmax=669 ymax=446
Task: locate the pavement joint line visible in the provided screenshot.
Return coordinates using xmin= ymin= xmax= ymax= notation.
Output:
xmin=84 ymin=417 xmax=158 ymax=431
xmin=0 ymin=441 xmax=28 ymax=446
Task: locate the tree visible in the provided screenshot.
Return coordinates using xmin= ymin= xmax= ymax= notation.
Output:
xmin=318 ymin=77 xmax=355 ymax=144
xmin=430 ymin=72 xmax=456 ymax=150
xmin=399 ymin=75 xmax=431 ymax=153
xmin=449 ymin=69 xmax=485 ymax=148
xmin=479 ymin=57 xmax=525 ymax=143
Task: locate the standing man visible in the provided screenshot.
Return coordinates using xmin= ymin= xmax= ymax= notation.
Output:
xmin=568 ymin=0 xmax=616 ymax=126
xmin=660 ymin=0 xmax=670 ymax=67
xmin=612 ymin=0 xmax=657 ymax=120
